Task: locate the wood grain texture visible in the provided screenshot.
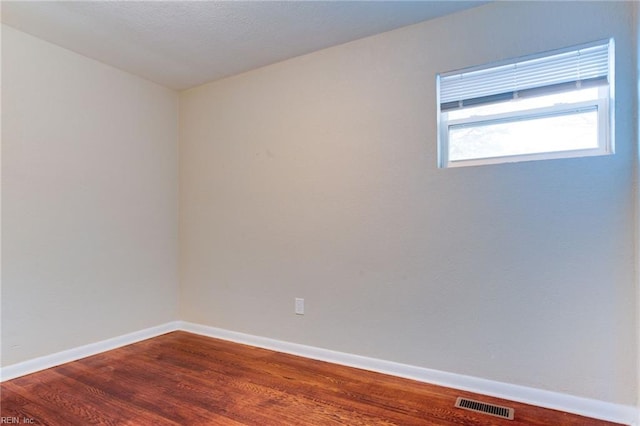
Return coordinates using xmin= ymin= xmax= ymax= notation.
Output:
xmin=0 ymin=331 xmax=625 ymax=425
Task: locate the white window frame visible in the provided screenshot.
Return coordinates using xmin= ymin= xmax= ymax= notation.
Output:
xmin=436 ymin=39 xmax=615 ymax=168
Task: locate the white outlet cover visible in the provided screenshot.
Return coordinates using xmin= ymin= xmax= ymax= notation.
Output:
xmin=295 ymin=298 xmax=304 ymax=315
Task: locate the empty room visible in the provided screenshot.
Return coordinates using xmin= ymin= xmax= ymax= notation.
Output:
xmin=1 ymin=1 xmax=639 ymax=425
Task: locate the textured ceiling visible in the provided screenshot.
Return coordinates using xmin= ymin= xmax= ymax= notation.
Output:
xmin=1 ymin=1 xmax=487 ymax=90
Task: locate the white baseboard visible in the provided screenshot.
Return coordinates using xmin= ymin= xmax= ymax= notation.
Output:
xmin=2 ymin=320 xmax=637 ymax=425
xmin=0 ymin=321 xmax=180 ymax=382
xmin=179 ymin=321 xmax=639 ymax=426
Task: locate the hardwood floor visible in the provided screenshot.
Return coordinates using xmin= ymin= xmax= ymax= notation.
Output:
xmin=0 ymin=331 xmax=624 ymax=425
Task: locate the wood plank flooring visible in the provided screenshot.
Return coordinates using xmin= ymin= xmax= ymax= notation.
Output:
xmin=0 ymin=331 xmax=625 ymax=425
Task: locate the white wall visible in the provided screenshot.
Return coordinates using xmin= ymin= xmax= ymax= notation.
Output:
xmin=1 ymin=25 xmax=178 ymax=366
xmin=635 ymin=0 xmax=640 ymax=414
xmin=179 ymin=1 xmax=637 ymax=405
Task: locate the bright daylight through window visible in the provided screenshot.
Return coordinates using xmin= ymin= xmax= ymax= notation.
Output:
xmin=437 ymin=39 xmax=614 ymax=168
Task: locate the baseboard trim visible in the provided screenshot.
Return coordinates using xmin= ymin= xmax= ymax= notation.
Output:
xmin=2 ymin=321 xmax=637 ymax=425
xmin=0 ymin=321 xmax=180 ymax=382
xmin=179 ymin=321 xmax=638 ymax=426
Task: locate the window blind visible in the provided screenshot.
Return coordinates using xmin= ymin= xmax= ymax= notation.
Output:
xmin=439 ymin=39 xmax=613 ymax=111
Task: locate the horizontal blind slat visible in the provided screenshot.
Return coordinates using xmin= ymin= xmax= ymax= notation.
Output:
xmin=440 ymin=40 xmax=610 ymax=104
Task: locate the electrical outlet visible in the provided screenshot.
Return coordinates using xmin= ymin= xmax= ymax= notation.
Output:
xmin=295 ymin=298 xmax=304 ymax=315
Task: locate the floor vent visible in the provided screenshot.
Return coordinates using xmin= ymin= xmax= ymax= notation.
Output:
xmin=455 ymin=397 xmax=514 ymax=420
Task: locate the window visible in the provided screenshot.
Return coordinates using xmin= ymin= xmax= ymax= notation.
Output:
xmin=437 ymin=39 xmax=614 ymax=168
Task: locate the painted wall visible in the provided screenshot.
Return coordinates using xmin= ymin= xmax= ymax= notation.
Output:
xmin=635 ymin=0 xmax=640 ymax=415
xmin=179 ymin=1 xmax=637 ymax=405
xmin=1 ymin=25 xmax=179 ymax=366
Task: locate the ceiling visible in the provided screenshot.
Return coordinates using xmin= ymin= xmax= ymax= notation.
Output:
xmin=2 ymin=1 xmax=487 ymax=90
